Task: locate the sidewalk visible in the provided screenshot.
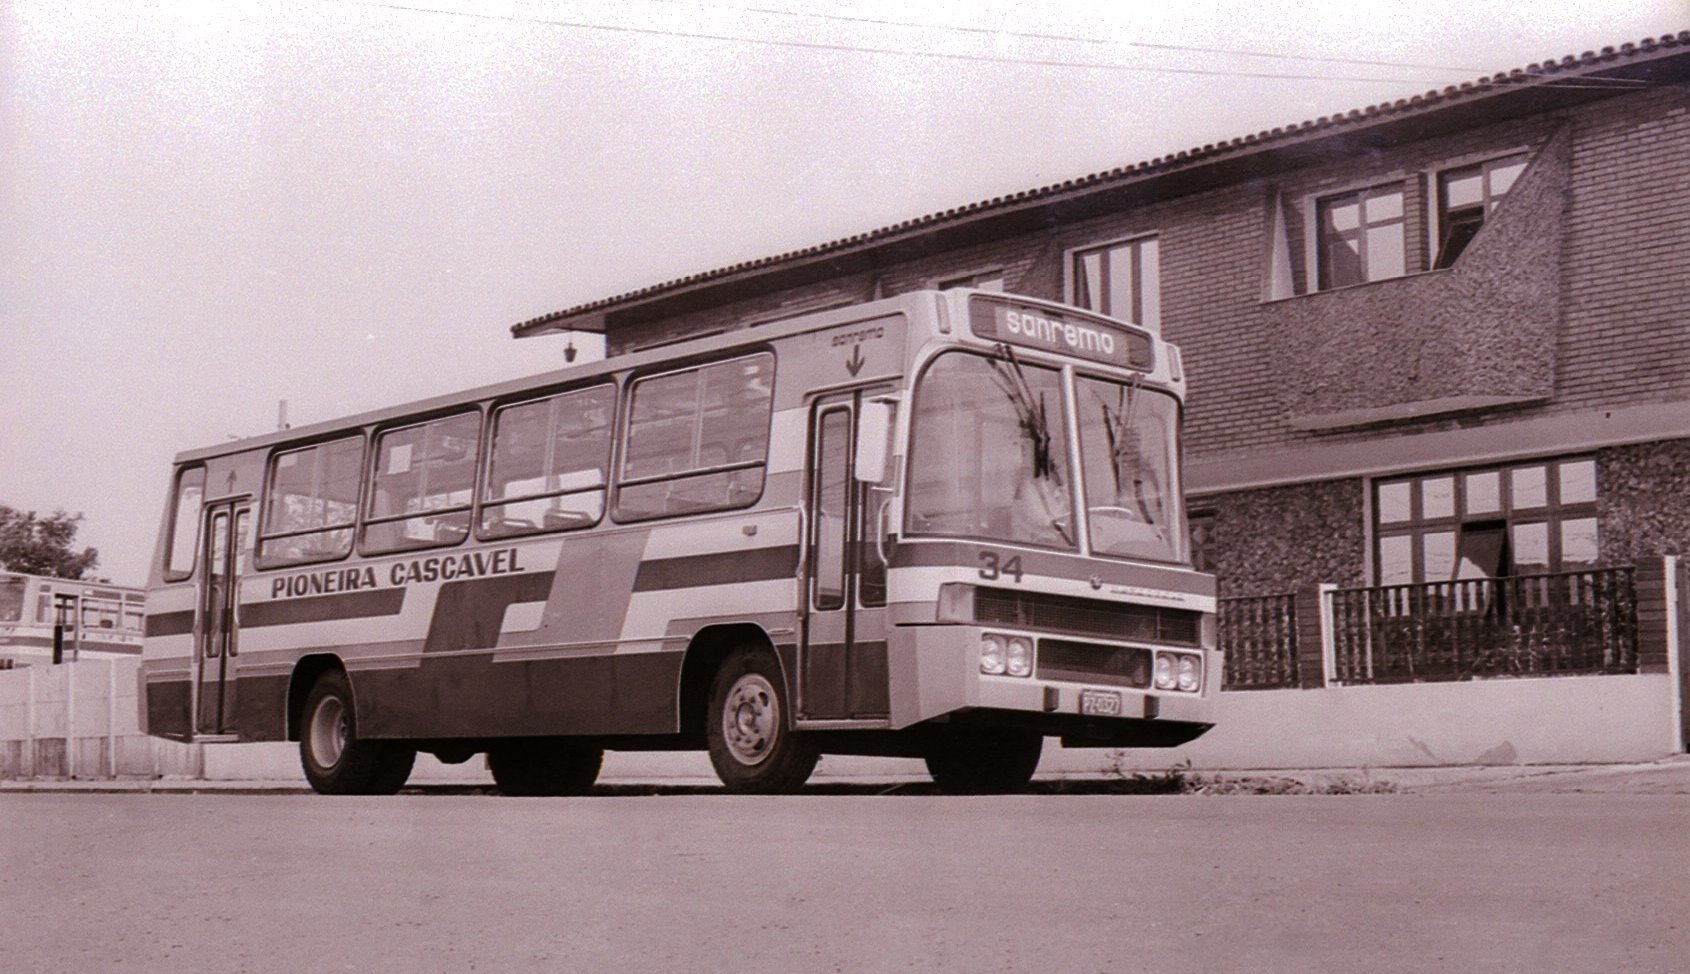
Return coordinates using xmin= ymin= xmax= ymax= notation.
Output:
xmin=5 ymin=755 xmax=1687 ymax=795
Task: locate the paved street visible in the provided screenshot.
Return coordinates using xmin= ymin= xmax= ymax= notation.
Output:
xmin=2 ymin=790 xmax=1684 ymax=973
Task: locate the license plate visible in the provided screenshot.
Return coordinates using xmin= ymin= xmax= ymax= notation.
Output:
xmin=1078 ymin=689 xmax=1122 ymax=717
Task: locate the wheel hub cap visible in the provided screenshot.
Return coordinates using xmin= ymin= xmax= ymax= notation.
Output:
xmin=722 ymin=674 xmax=778 ymax=766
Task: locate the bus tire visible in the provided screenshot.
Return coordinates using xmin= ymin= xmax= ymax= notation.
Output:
xmin=923 ymin=727 xmax=1043 ymax=795
xmin=487 ymin=741 xmax=604 ymax=797
xmin=299 ymin=670 xmax=415 ymax=795
xmin=705 ymin=648 xmax=817 ymax=794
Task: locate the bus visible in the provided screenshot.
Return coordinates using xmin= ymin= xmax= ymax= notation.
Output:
xmin=0 ymin=572 xmax=146 ymax=667
xmin=138 ymin=289 xmax=1218 ymax=794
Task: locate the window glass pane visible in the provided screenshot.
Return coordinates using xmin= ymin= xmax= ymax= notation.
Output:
xmin=1075 ymin=251 xmax=1103 ymax=310
xmin=1511 ymin=466 xmax=1547 ymax=509
xmin=1365 ymin=188 xmax=1403 ymax=222
xmin=1377 ymin=481 xmax=1412 ymax=524
xmin=1323 ymin=198 xmax=1360 ymax=232
xmin=907 ymin=352 xmax=1075 ymax=551
xmin=1365 ymin=225 xmax=1405 ymax=279
xmin=1107 ymin=244 xmax=1137 ymax=321
xmin=1139 ymin=238 xmax=1160 ymax=328
xmin=1442 ymin=169 xmax=1484 ymax=209
xmin=1512 ymin=521 xmax=1550 ymax=572
xmin=1076 ymin=375 xmax=1182 ymax=562
xmin=167 ymin=467 xmax=206 ymax=577
xmin=813 ymin=410 xmax=849 ymax=611
xmin=1489 ymin=158 xmax=1527 ymax=197
xmin=1420 ymin=477 xmax=1454 ymax=519
xmin=1561 ymin=517 xmax=1598 ymax=568
xmin=1324 ymin=239 xmax=1364 ymax=288
xmin=0 ymin=576 xmax=23 ymax=623
xmin=365 ymin=412 xmax=480 ymax=553
xmin=1422 ymin=531 xmax=1456 ymax=581
xmin=1378 ymin=534 xmax=1413 ymax=585
xmin=617 ymin=355 xmax=772 ymax=520
xmin=1558 ymin=459 xmax=1596 ymax=505
xmin=1464 ymin=471 xmax=1500 ymax=514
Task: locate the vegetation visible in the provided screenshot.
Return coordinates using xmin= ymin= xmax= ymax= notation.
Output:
xmin=0 ymin=505 xmax=99 ymax=579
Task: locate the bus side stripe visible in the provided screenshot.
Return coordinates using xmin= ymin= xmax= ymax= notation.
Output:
xmin=239 ymin=588 xmax=407 ymax=628
xmin=632 ymin=545 xmax=801 ymax=592
xmin=145 ymin=610 xmax=196 ymax=637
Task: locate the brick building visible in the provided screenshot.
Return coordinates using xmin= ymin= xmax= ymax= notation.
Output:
xmin=513 ymin=34 xmax=1690 ymax=711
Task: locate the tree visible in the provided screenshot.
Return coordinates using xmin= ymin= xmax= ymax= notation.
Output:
xmin=0 ymin=505 xmax=99 ymax=579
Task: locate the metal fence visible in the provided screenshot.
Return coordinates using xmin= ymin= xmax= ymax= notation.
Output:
xmin=1329 ymin=567 xmax=1637 ymax=684
xmin=1218 ymin=593 xmax=1299 ymax=690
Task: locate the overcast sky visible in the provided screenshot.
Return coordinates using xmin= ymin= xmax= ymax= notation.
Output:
xmin=2 ymin=0 xmax=1684 ymax=584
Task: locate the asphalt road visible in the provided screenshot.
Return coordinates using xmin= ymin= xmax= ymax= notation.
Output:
xmin=2 ymin=792 xmax=1683 ymax=973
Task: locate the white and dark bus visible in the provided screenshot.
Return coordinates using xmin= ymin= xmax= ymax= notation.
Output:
xmin=139 ymin=290 xmax=1218 ymax=794
xmin=1 ymin=572 xmax=145 ymax=667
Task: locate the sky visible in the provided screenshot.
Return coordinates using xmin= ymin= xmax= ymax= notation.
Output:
xmin=2 ymin=0 xmax=1685 ymax=585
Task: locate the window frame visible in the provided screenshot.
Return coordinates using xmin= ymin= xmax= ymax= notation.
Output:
xmin=1428 ymin=148 xmax=1531 ymax=270
xmin=933 ymin=268 xmax=1007 ymax=292
xmin=477 ymin=381 xmax=618 ymax=541
xmin=162 ymin=464 xmax=208 ymax=582
xmin=255 ymin=433 xmax=369 ymax=570
xmin=1371 ymin=456 xmax=1599 ymax=585
xmin=611 ymin=350 xmax=776 ymax=524
xmin=1064 ymin=234 xmax=1161 ymax=330
xmin=1309 ymin=180 xmax=1408 ymax=291
xmin=360 ymin=408 xmax=486 ymax=557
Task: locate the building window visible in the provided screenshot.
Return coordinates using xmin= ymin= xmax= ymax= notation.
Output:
xmin=1315 ymin=184 xmax=1405 ymax=290
xmin=936 ymin=270 xmax=1005 ymax=292
xmin=1433 ymin=152 xmax=1528 ymax=269
xmin=1374 ymin=457 xmax=1598 ymax=585
xmin=1071 ymin=236 xmax=1159 ymax=329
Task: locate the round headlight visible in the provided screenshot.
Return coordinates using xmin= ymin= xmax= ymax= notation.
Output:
xmin=1154 ymin=653 xmax=1176 ymax=690
xmin=1177 ymin=655 xmax=1200 ymax=692
xmin=1006 ymin=637 xmax=1033 ymax=677
xmin=980 ymin=634 xmax=1007 ymax=675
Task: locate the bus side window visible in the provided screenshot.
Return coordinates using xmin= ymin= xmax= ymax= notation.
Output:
xmin=257 ymin=436 xmax=364 ymax=568
xmin=481 ymin=384 xmax=615 ymax=539
xmin=165 ymin=466 xmax=207 ymax=580
xmin=615 ymin=353 xmax=773 ymax=521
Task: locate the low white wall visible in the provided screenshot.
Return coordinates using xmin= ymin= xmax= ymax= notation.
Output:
xmin=3 ymin=663 xmax=1680 ymax=781
xmin=1090 ymin=673 xmax=1681 ymax=773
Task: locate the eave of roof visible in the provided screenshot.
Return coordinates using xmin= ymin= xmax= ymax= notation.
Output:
xmin=512 ymin=32 xmax=1690 ymax=339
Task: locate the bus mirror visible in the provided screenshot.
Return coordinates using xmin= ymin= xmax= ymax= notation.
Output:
xmin=855 ymin=401 xmax=895 ymax=484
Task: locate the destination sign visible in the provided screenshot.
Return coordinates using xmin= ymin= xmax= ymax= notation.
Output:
xmin=969 ymin=297 xmax=1154 ymax=371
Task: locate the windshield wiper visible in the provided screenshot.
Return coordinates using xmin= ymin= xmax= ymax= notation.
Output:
xmin=987 ymin=343 xmax=1061 ymax=484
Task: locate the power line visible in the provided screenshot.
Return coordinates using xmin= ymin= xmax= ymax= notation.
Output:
xmin=320 ymin=0 xmax=1466 ymax=84
xmin=318 ymin=0 xmax=1654 ymax=90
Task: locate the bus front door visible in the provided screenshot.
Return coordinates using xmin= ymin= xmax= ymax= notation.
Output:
xmin=800 ymin=395 xmax=890 ymax=722
xmin=195 ymin=501 xmax=249 ymax=738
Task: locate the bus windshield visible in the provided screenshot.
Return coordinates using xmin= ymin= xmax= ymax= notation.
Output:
xmin=0 ymin=575 xmax=23 ymax=622
xmin=906 ymin=350 xmax=1185 ymax=562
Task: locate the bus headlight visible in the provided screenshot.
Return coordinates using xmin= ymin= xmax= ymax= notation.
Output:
xmin=1154 ymin=653 xmax=1176 ymax=690
xmin=1153 ymin=651 xmax=1202 ymax=692
xmin=1005 ymin=637 xmax=1033 ymax=677
xmin=1177 ymin=655 xmax=1201 ymax=692
xmin=980 ymin=634 xmax=1007 ymax=675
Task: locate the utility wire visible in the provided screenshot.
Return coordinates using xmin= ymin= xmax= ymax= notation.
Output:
xmin=321 ymin=0 xmax=1653 ymax=88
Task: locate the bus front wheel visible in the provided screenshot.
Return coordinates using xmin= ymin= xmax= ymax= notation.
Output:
xmin=705 ymin=648 xmax=817 ymax=794
xmin=299 ymin=670 xmax=415 ymax=795
xmin=487 ymin=741 xmax=604 ymax=797
xmin=923 ymin=727 xmax=1043 ymax=795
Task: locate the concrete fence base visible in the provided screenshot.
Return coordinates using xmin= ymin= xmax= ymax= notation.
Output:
xmin=2 ymin=659 xmax=1682 ymax=783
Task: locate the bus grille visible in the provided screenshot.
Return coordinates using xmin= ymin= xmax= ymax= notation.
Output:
xmin=974 ymin=588 xmax=1201 ymax=646
xmin=1036 ymin=639 xmax=1153 ymax=688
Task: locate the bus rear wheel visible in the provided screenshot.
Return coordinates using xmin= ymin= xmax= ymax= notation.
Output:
xmin=705 ymin=648 xmax=817 ymax=794
xmin=487 ymin=741 xmax=604 ymax=797
xmin=299 ymin=670 xmax=415 ymax=795
xmin=923 ymin=727 xmax=1044 ymax=795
